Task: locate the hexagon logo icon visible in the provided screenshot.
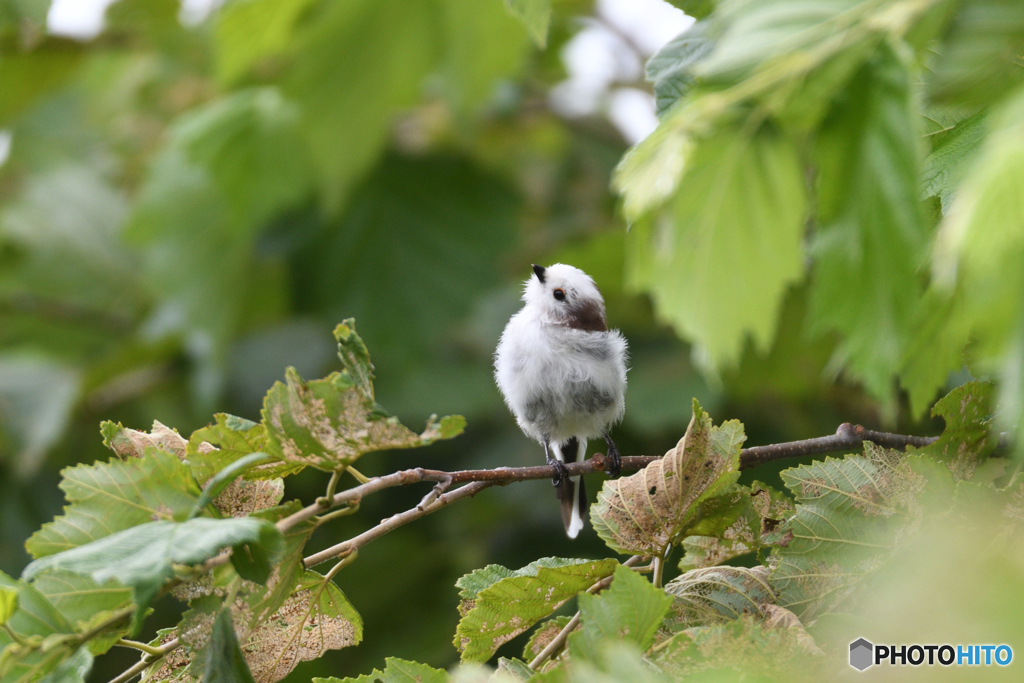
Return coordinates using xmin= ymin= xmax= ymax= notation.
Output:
xmin=850 ymin=638 xmax=874 ymax=671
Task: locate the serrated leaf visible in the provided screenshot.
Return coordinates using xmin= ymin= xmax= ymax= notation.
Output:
xmin=678 ymin=482 xmax=794 ymax=570
xmin=808 ymin=45 xmax=928 ymax=401
xmin=261 ymin=320 xmax=463 ymax=472
xmin=454 ymin=557 xmax=618 ymax=663
xmin=503 ymin=0 xmax=550 ymax=48
xmin=25 ymin=449 xmax=201 ymax=559
xmin=242 ymin=570 xmax=363 ymax=682
xmin=591 ymin=400 xmax=744 ymax=557
xmin=29 ymin=571 xmax=133 ymax=654
xmin=23 ymin=517 xmax=283 ymax=625
xmin=769 ymin=446 xmax=949 ymax=619
xmin=646 ymin=21 xmax=715 ymax=116
xmin=921 ymin=110 xmax=988 ymax=214
xmin=313 ymin=657 xmax=447 ymax=683
xmin=664 ymin=565 xmax=774 ymax=630
xmin=623 ymin=125 xmax=807 ymax=367
xmin=0 ymin=571 xmax=75 ymax=682
xmin=911 ymin=381 xmax=996 ymax=481
xmin=567 ymin=565 xmax=672 ymax=663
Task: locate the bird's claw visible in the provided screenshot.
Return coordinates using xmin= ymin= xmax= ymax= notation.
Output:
xmin=606 ymin=442 xmax=622 ymax=478
xmin=548 ymin=457 xmax=569 ymax=488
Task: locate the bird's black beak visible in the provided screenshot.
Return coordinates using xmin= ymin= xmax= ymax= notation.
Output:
xmin=532 ymin=264 xmax=546 ymax=284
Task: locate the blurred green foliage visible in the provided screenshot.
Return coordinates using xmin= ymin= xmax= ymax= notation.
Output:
xmin=0 ymin=0 xmax=1022 ymax=680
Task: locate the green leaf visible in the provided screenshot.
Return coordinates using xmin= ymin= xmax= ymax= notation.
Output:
xmin=282 ymin=0 xmax=439 ymax=206
xmin=201 ymin=609 xmax=257 ymax=683
xmin=214 ymin=0 xmax=320 ymax=84
xmin=0 ymin=587 xmax=17 ymax=624
xmin=29 ymin=571 xmax=133 ymax=654
xmin=567 ymin=565 xmax=672 ymax=663
xmin=911 ymin=381 xmax=996 ymax=481
xmin=928 ymin=0 xmax=1024 ymax=106
xmin=261 ymin=320 xmax=464 ymax=472
xmin=313 ymin=657 xmax=447 ymax=683
xmin=440 ymin=0 xmax=530 ymax=110
xmin=38 ymin=645 xmax=92 ymax=683
xmin=646 ymin=21 xmax=715 ymax=116
xmin=172 ymin=88 xmax=311 ymax=227
xmin=664 ymin=565 xmax=774 ymax=630
xmin=921 ymin=110 xmax=988 ymax=214
xmin=769 ymin=446 xmax=950 ymax=620
xmin=899 ymin=285 xmax=974 ymax=418
xmin=666 ymin=1 xmax=716 ymax=21
xmin=0 ymin=571 xmax=75 ymax=682
xmin=294 ymin=154 xmax=519 ymax=370
xmin=187 ymin=413 xmax=296 ymax=482
xmin=591 ymin=400 xmax=744 ymax=557
xmin=678 ymin=482 xmax=794 ymax=570
xmin=808 ymin=45 xmax=927 ymax=401
xmin=624 ymin=126 xmax=807 ymax=367
xmin=454 ymin=557 xmax=618 ymax=662
xmin=503 ymin=0 xmax=550 ymax=49
xmin=25 ymin=449 xmax=201 ymax=559
xmin=23 ymin=517 xmax=283 ymax=623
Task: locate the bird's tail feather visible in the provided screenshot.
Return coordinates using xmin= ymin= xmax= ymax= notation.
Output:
xmin=553 ymin=437 xmax=588 ymax=538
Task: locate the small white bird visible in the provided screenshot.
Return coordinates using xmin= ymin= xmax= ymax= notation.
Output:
xmin=494 ymin=263 xmax=628 ymax=538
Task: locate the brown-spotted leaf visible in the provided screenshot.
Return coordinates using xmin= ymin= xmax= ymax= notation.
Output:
xmin=260 ymin=320 xmax=465 ymax=472
xmin=101 ymin=420 xmax=188 ymax=459
xmin=146 ymin=570 xmax=361 ymax=683
xmin=664 ymin=565 xmax=775 ymax=630
xmin=591 ymin=399 xmax=745 ymax=556
xmin=679 ymin=482 xmax=794 ymax=570
xmin=910 ymin=380 xmax=996 ymax=481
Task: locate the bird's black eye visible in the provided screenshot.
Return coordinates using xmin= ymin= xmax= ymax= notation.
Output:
xmin=553 ymin=288 xmax=566 ymax=301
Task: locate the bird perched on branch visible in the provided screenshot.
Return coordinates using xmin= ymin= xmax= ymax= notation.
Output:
xmin=494 ymin=263 xmax=628 ymax=538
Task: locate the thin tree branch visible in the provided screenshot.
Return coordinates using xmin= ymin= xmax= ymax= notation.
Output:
xmin=281 ymin=423 xmax=940 ymax=536
xmin=303 ymin=481 xmax=494 ymax=567
xmin=107 ymin=637 xmax=180 ymax=683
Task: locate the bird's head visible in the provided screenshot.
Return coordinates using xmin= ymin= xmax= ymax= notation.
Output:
xmin=524 ymin=263 xmax=608 ymax=331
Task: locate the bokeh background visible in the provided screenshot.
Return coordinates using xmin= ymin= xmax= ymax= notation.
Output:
xmin=0 ymin=0 xmax=950 ymax=679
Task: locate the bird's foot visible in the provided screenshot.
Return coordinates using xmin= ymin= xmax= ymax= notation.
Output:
xmin=605 ymin=439 xmax=622 ymax=478
xmin=547 ymin=456 xmax=569 ymax=488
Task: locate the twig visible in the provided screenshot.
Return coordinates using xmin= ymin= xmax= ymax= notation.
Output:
xmin=280 ymin=423 xmax=940 ymax=535
xmin=303 ymin=481 xmax=494 ymax=567
xmin=527 ymin=555 xmax=644 ymax=670
xmin=107 ymin=637 xmax=180 ymax=683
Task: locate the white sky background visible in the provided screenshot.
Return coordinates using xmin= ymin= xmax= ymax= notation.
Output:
xmin=35 ymin=0 xmax=692 ymax=157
